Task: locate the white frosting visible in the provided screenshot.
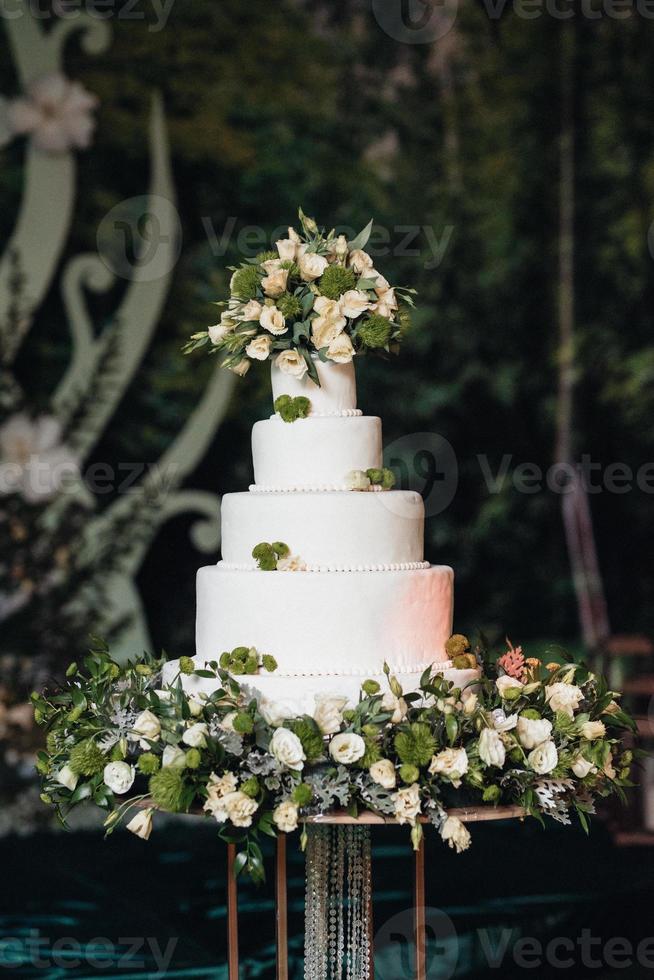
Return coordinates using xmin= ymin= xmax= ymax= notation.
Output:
xmin=195 ymin=564 xmax=454 ymax=677
xmin=271 ymin=358 xmax=356 ymax=413
xmin=219 ymin=562 xmax=430 ymax=572
xmin=220 ymin=490 xmax=425 ymax=566
xmin=252 ymin=415 xmax=382 ymax=489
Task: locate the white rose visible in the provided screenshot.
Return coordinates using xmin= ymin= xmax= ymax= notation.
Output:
xmin=276 ymin=238 xmax=298 ymax=262
xmin=345 ymin=469 xmax=371 ymax=491
xmin=528 ymin=740 xmax=558 ymax=774
xmin=496 ymin=675 xmax=524 ymax=698
xmin=276 ymin=554 xmax=308 ymax=572
xmin=223 ymin=791 xmax=258 ymax=828
xmin=382 ymin=690 xmax=408 ymax=724
xmin=275 ymin=350 xmax=308 ymax=379
xmin=246 ymin=335 xmax=273 ymax=360
xmin=311 ymin=303 xmax=347 ymax=349
xmin=545 ymin=682 xmax=583 ymax=718
xmin=208 ymin=322 xmax=232 ymax=345
xmin=372 ymin=285 xmax=398 ymax=320
xmin=182 ymin=723 xmax=208 ymax=748
xmin=572 ymin=755 xmax=595 ymax=778
xmin=262 ymin=268 xmax=289 ymax=297
xmin=440 ymin=815 xmax=471 ymax=854
xmin=240 ymin=299 xmax=263 ymax=322
xmin=162 ymin=745 xmax=187 ymax=769
xmin=339 ymin=289 xmax=372 ymax=319
xmin=299 ymin=251 xmax=329 ymax=282
xmin=329 ymin=732 xmax=366 ymax=765
xmin=259 ymin=699 xmax=295 ymax=728
xmin=206 ymin=771 xmax=238 ymax=802
xmin=55 ymin=764 xmax=78 ymax=792
xmin=370 ymin=758 xmax=397 ymax=789
xmin=348 ymin=249 xmax=374 ymax=275
xmin=126 ymin=808 xmax=153 ymax=840
xmin=314 ymin=694 xmax=348 ymax=735
xmin=230 ymin=358 xmax=251 ymax=377
xmin=491 ymin=709 xmax=518 ymax=732
xmin=261 ymin=258 xmax=282 ymax=273
xmin=478 ymin=728 xmax=506 ymax=768
xmin=270 ymin=727 xmax=306 ymax=771
xmin=581 ymin=721 xmax=606 ymax=741
xmin=327 ymin=333 xmax=355 ymax=364
xmin=392 ymin=783 xmax=421 ymax=826
xmin=428 ymin=747 xmax=469 ymax=788
xmin=103 ymin=761 xmax=135 ymax=795
xmin=273 ymin=800 xmax=299 ymax=833
xmin=260 ymin=306 xmax=287 ymax=335
xmin=516 ymin=716 xmax=553 ymax=750
xmin=132 ymin=709 xmax=161 ymax=748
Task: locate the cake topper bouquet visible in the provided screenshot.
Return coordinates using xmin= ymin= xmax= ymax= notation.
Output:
xmin=184 ymin=208 xmax=415 ymax=385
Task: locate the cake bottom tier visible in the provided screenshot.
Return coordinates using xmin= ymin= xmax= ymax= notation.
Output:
xmin=194 ymin=564 xmax=454 ymax=677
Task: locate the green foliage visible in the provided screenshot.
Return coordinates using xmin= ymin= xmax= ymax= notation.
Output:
xmin=274 ymin=395 xmax=311 ymax=423
xmin=318 ymin=265 xmax=356 ymax=300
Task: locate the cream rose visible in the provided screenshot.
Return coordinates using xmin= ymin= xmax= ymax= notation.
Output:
xmin=339 ymin=289 xmax=372 ymax=319
xmin=479 ymin=728 xmax=506 ymax=768
xmin=392 ymin=783 xmax=421 ymax=826
xmin=260 ymin=306 xmax=287 ymax=335
xmin=262 ymin=268 xmax=289 ymax=297
xmin=259 ymin=699 xmax=295 ymax=728
xmin=182 ymin=723 xmax=208 ymax=748
xmin=276 ymin=554 xmax=308 ymax=571
xmin=572 ymin=755 xmax=595 ymax=778
xmin=370 ymin=758 xmax=397 ymax=789
xmin=327 ymin=333 xmax=355 ymax=364
xmin=345 ymin=469 xmax=371 ymax=491
xmin=273 ymin=800 xmax=299 ymax=833
xmin=55 ymin=764 xmax=78 ymax=792
xmin=329 ymin=732 xmax=366 ymax=765
xmin=382 ymin=690 xmax=408 ymax=724
xmin=187 ymin=696 xmax=204 ymax=718
xmin=132 ymin=709 xmax=161 ymax=747
xmin=464 ymin=693 xmax=479 ymax=716
xmin=440 ymin=815 xmax=471 ymax=854
xmin=428 ymin=747 xmax=469 ymax=787
xmin=311 ymin=296 xmax=347 ymax=349
xmin=581 ymin=721 xmax=606 ymax=741
xmin=545 ymin=682 xmax=583 ymax=718
xmin=230 ymin=358 xmax=251 ymax=377
xmin=314 ymin=694 xmax=348 ymax=736
xmin=516 ymin=716 xmax=553 ymax=750
xmin=528 ymin=740 xmax=558 ymax=774
xmin=348 ymin=249 xmax=374 ymax=275
xmin=162 ymin=745 xmax=187 ymax=769
xmin=103 ymin=761 xmax=135 ymax=795
xmin=299 ymin=251 xmax=329 ymax=282
xmin=223 ymin=791 xmax=258 ymax=828
xmin=208 ymin=322 xmax=233 ymax=345
xmin=372 ymin=285 xmax=398 ymax=320
xmin=270 ymin=727 xmax=306 ymax=771
xmin=276 ymin=238 xmax=298 ymax=262
xmin=126 ymin=808 xmax=153 ymax=840
xmin=496 ymin=675 xmax=524 ymax=698
xmin=275 ymin=350 xmax=308 ymax=379
xmin=246 ymin=335 xmax=272 ymax=360
xmin=239 ymin=299 xmax=263 ymax=322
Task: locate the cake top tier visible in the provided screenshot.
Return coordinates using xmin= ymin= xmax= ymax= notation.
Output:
xmin=271 ymin=358 xmax=357 ymax=415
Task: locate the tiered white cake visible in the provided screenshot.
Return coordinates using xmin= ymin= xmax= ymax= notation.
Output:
xmin=167 ymin=359 xmax=478 ymax=711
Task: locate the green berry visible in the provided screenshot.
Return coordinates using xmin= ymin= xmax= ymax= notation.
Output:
xmin=365 ymin=468 xmax=384 ymax=486
xmin=272 ymin=542 xmax=290 ymax=558
xmin=262 ymin=655 xmax=278 ymax=673
xmin=380 ymin=468 xmax=396 ymax=490
xmin=444 ymin=634 xmax=470 ymax=659
xmin=483 ymin=785 xmax=501 ymax=803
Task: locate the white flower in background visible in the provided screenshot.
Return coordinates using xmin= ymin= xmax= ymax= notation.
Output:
xmin=478 ymin=728 xmax=506 ymax=768
xmin=516 ymin=716 xmax=553 ymax=750
xmin=299 ymin=251 xmax=329 ymax=282
xmin=495 ymin=675 xmax=524 ymax=698
xmin=348 ymin=249 xmax=374 ymax=275
xmin=208 ymin=321 xmax=233 ymax=345
xmin=491 ymin=709 xmax=518 ymax=732
xmin=230 ymin=358 xmax=251 ymax=377
xmin=392 ymin=783 xmax=421 ymax=826
xmin=0 ymin=413 xmax=80 ymax=504
xmin=314 ymin=694 xmax=348 ymax=735
xmin=382 ymin=690 xmax=408 ymax=724
xmin=545 ymin=682 xmax=583 ymax=718
xmin=311 ymin=296 xmax=347 ymax=349
xmin=370 ymin=758 xmax=397 ymax=789
xmin=55 ymin=764 xmax=78 ymax=792
xmin=260 ymin=305 xmax=287 ymax=335
xmin=132 ymin=709 xmax=161 ymax=748
xmin=273 ymin=800 xmax=299 ymax=833
xmin=223 ymin=791 xmax=258 ymax=828
xmin=240 ymin=299 xmax=264 ymax=322
xmin=275 ymin=349 xmax=308 ymax=379
xmin=262 ymin=268 xmax=289 ymax=297
xmin=259 ymin=699 xmax=295 ymax=728
xmin=339 ymin=290 xmax=372 ymax=319
xmin=429 ymin=747 xmax=469 ymax=787
xmin=327 ymin=332 xmax=355 ymax=364
xmin=162 ymin=745 xmax=187 ymax=769
xmin=440 ymin=815 xmax=471 ymax=854
xmin=246 ymin=335 xmax=272 ymax=360
xmin=329 ymin=732 xmax=366 ymax=765
xmin=126 ymin=808 xmax=154 ymax=840
xmin=581 ymin=721 xmax=606 ymax=741
xmin=270 ymin=727 xmax=306 ymax=771
xmin=276 ymin=238 xmax=299 ymax=262
xmin=277 ymin=554 xmax=308 ymax=572
xmin=103 ymin=761 xmax=135 ymax=795
xmin=345 ymin=469 xmax=371 ymax=491
xmin=3 ymin=73 xmax=97 ymax=153
xmin=528 ymin=740 xmax=558 ymax=774
xmin=572 ymin=755 xmax=595 ymax=778
xmin=182 ymin=723 xmax=208 ymax=748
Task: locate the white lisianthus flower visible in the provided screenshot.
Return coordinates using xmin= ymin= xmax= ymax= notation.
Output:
xmin=581 ymin=721 xmax=606 ymax=741
xmin=260 ymin=306 xmax=287 ymax=335
xmin=516 ymin=716 xmax=553 ymax=750
xmin=270 ymin=727 xmax=306 ymax=771
xmin=205 ymin=771 xmax=238 ymax=802
xmin=261 ymin=258 xmax=282 ymax=273
xmin=230 ymin=358 xmax=251 ymax=377
xmin=276 ymin=554 xmax=308 ymax=572
xmin=329 ymin=732 xmax=366 ymax=765
xmin=496 ymin=675 xmax=524 ymax=698
xmin=262 ymin=268 xmax=289 ymax=297
xmin=154 ymin=689 xmax=172 ymax=702
xmin=345 ymin=469 xmax=371 ymax=491
xmin=246 ymin=335 xmax=273 ymax=360
xmin=327 ymin=333 xmax=355 ymax=364
xmin=440 ymin=815 xmax=471 ymax=854
xmin=132 ymin=709 xmax=161 ymax=748
xmin=392 ymin=783 xmax=422 ymax=826
xmin=273 ymin=800 xmax=299 ymax=833
xmin=259 ymin=699 xmax=295 ymax=728
xmin=463 ymin=693 xmax=479 ymax=715
xmin=314 ymin=694 xmax=348 ymax=736
xmin=187 ymin=697 xmax=204 ymax=718
xmin=311 ymin=296 xmax=347 ymax=349
xmin=223 ymin=791 xmax=258 ymax=828
xmin=299 ymin=251 xmax=329 ymax=282
xmin=126 ymin=808 xmax=154 ymax=840
xmin=275 ymin=349 xmax=308 ymax=379
xmin=382 ymin=690 xmax=408 ymax=724
xmin=339 ymin=289 xmax=372 ymax=319
xmin=545 ymin=682 xmax=583 ymax=718
xmin=348 ymin=249 xmax=375 ymax=275
xmin=219 ymin=711 xmax=238 ymax=732
xmin=370 ymin=758 xmax=397 ymax=789
xmin=478 ymin=728 xmax=506 ymax=768
xmin=103 ymin=761 xmax=135 ymax=795
xmin=276 ymin=238 xmax=298 ymax=262
xmin=372 ymin=284 xmax=398 ymax=320
xmin=239 ymin=299 xmax=263 ymax=322
xmin=332 ymin=234 xmax=349 ymax=260
xmin=0 ymin=413 xmax=80 ymax=503
xmin=491 ymin=709 xmax=518 ymax=732
xmin=528 ymin=740 xmax=558 ymax=774
xmin=182 ymin=723 xmax=208 ymax=748
xmin=208 ymin=322 xmax=233 ymax=345
xmin=428 ymin=747 xmax=469 ymax=787
xmin=55 ymin=764 xmax=78 ymax=792
xmin=162 ymin=745 xmax=187 ymax=769
xmin=572 ymin=755 xmax=595 ymax=778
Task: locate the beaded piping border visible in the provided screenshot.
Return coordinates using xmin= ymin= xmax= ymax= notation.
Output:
xmin=233 ymin=659 xmax=466 ymax=678
xmin=272 ymin=409 xmax=363 ymax=419
xmin=249 ymin=484 xmax=386 ymax=494
xmin=218 ymin=560 xmax=430 ymax=573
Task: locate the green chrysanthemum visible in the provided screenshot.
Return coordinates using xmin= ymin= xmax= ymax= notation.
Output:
xmin=138 ymin=752 xmax=160 ymax=775
xmin=179 ymin=656 xmax=195 ymax=676
xmin=399 ymin=763 xmax=420 ymax=784
xmin=233 ymin=712 xmax=255 ymax=734
xmin=445 ymin=634 xmax=470 ymax=659
xmin=231 ymin=265 xmax=262 ymax=301
xmin=272 ymin=542 xmax=290 ymax=558
xmin=358 ymin=314 xmax=392 ymax=349
xmin=252 ymin=542 xmax=278 ymax=571
xmin=185 ymin=748 xmax=201 ymax=770
xmin=279 ymin=259 xmax=300 ymax=277
xmin=483 ymin=785 xmax=501 ymax=803
xmin=289 ymin=716 xmax=324 ymax=762
xmin=69 ymin=739 xmax=106 ymax=776
xmin=277 ymin=292 xmax=303 ymax=319
xmin=394 ymin=723 xmax=436 ymax=768
xmin=359 ymin=738 xmax=382 ymax=769
xmin=149 ymin=767 xmax=186 ymax=812
xmin=292 ymin=783 xmax=313 ymax=806
xmin=261 ymin=654 xmax=278 ymax=673
xmin=318 ymin=265 xmax=356 ymax=300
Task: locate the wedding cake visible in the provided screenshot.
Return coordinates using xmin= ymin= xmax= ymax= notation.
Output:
xmin=166 ymin=357 xmax=479 ymax=712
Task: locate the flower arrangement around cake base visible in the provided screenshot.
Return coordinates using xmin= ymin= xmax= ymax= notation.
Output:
xmin=33 ymin=636 xmax=637 ymax=882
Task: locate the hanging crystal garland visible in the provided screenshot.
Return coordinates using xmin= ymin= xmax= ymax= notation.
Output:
xmin=305 ymin=825 xmax=372 ymax=980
